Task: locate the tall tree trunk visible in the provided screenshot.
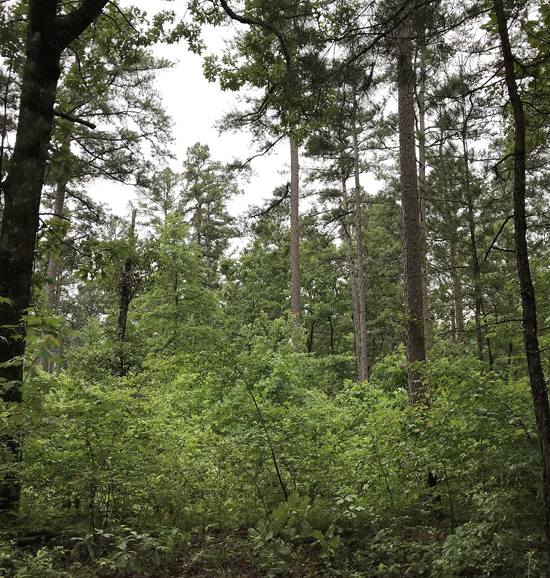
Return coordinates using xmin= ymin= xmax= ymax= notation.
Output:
xmin=466 ymin=194 xmax=484 ymax=361
xmin=462 ymin=124 xmax=484 ymax=361
xmin=0 ymin=0 xmax=109 ymax=512
xmin=341 ymin=178 xmax=363 ymax=380
xmin=416 ymin=47 xmax=430 ymax=353
xmin=493 ymin=0 xmax=550 ymax=559
xmin=352 ymin=103 xmax=369 ymax=382
xmin=289 ymin=137 xmax=301 ymax=342
xmin=396 ymin=16 xmax=426 ymax=404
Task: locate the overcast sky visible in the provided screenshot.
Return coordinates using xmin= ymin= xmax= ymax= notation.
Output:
xmin=95 ymin=0 xmax=286 ymax=217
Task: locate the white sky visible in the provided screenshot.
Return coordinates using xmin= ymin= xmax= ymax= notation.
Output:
xmin=94 ymin=0 xmax=287 ymax=217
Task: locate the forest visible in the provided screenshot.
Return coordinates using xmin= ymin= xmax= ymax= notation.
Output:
xmin=1 ymin=0 xmax=550 ymax=576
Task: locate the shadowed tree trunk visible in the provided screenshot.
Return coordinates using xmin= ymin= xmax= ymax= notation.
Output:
xmin=493 ymin=0 xmax=550 ymax=559
xmin=0 ymin=0 xmax=109 ymax=512
xmin=116 ymin=209 xmax=138 ymax=344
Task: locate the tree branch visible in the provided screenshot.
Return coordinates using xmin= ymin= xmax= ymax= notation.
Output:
xmin=54 ymin=109 xmax=97 ymax=129
xmin=57 ymin=0 xmax=110 ymax=49
xmin=218 ymin=0 xmax=291 ymax=67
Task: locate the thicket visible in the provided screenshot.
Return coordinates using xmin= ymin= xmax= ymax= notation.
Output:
xmin=1 ymin=299 xmax=548 ymax=577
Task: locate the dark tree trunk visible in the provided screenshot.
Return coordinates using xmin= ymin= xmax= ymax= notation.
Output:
xmin=289 ymin=138 xmax=301 ymax=341
xmin=116 ymin=209 xmax=138 ymax=344
xmin=0 ymin=0 xmax=109 ymax=512
xmin=396 ymin=16 xmax=426 ymax=404
xmin=493 ymin=0 xmax=550 ymax=559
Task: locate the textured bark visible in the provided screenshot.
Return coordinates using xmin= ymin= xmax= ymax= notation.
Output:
xmin=0 ymin=0 xmax=109 ymax=512
xmin=397 ymin=17 xmax=426 ymax=404
xmin=352 ymin=106 xmax=369 ymax=382
xmin=416 ymin=53 xmax=430 ymax=353
xmin=493 ymin=0 xmax=550 ymax=558
xmin=289 ymin=138 xmax=301 ymax=336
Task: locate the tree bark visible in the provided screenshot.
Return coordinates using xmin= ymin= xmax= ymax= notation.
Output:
xmin=396 ymin=16 xmax=426 ymax=404
xmin=0 ymin=0 xmax=109 ymax=512
xmin=352 ymin=103 xmax=369 ymax=382
xmin=493 ymin=0 xmax=550 ymax=559
xmin=341 ymin=178 xmax=363 ymax=380
xmin=416 ymin=51 xmax=430 ymax=353
xmin=450 ymin=238 xmax=464 ymax=343
xmin=289 ymin=137 xmax=301 ymax=340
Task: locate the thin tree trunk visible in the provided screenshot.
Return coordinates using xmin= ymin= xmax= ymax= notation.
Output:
xmin=466 ymin=195 xmax=484 ymax=361
xmin=397 ymin=16 xmax=426 ymax=404
xmin=450 ymin=238 xmax=464 ymax=342
xmin=494 ymin=0 xmax=550 ymax=559
xmin=45 ymin=179 xmax=68 ymax=311
xmin=116 ymin=208 xmax=137 ymax=343
xmin=461 ymin=123 xmax=484 ymax=361
xmin=352 ymin=103 xmax=369 ymax=382
xmin=417 ymin=48 xmax=430 ymax=353
xmin=289 ymin=137 xmax=301 ymax=343
xmin=42 ymin=178 xmax=68 ymax=373
xmin=341 ymin=178 xmax=363 ymax=380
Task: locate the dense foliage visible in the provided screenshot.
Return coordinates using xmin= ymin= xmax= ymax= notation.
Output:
xmin=2 ymin=0 xmax=550 ymax=576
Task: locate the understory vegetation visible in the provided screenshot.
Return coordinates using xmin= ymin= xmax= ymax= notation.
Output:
xmin=2 ymin=0 xmax=550 ymax=576
xmin=1 ymin=314 xmax=548 ymax=577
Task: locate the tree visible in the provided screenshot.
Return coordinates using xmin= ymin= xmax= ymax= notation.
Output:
xmin=492 ymin=0 xmax=550 ymax=557
xmin=394 ymin=5 xmax=426 ymax=403
xmin=180 ymin=143 xmax=241 ymax=286
xmin=0 ymin=0 xmax=110 ymax=512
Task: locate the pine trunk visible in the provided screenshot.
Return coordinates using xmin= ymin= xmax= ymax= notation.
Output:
xmin=289 ymin=138 xmax=301 ymax=340
xmin=341 ymin=178 xmax=363 ymax=380
xmin=450 ymin=238 xmax=464 ymax=342
xmin=352 ymin=112 xmax=369 ymax=382
xmin=417 ymin=54 xmax=430 ymax=353
xmin=397 ymin=17 xmax=426 ymax=404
